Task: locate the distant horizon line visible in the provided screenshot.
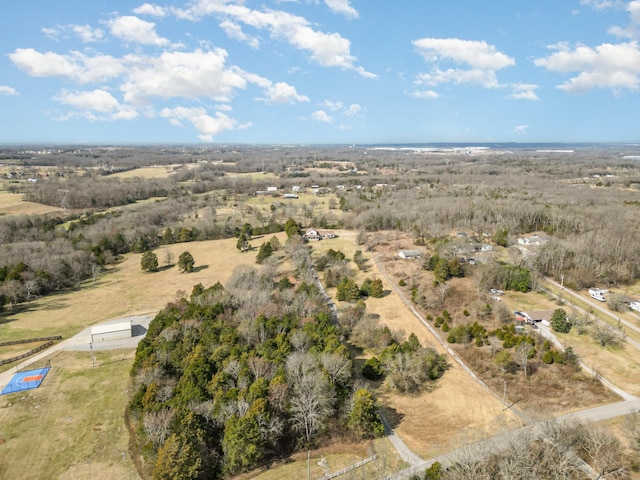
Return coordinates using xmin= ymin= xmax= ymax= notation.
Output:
xmin=2 ymin=141 xmax=640 ymax=149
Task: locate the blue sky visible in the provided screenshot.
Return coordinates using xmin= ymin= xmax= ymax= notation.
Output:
xmin=1 ymin=0 xmax=640 ymax=144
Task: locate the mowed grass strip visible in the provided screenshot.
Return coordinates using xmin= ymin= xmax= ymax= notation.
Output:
xmin=0 ymin=349 xmax=138 ymax=480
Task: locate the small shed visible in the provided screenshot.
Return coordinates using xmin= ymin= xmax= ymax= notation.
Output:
xmin=398 ymin=250 xmax=421 ymax=259
xmin=91 ymin=320 xmax=132 ymax=343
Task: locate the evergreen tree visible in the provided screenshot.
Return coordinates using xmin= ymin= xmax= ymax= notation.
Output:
xmin=256 ymin=241 xmax=273 ymax=264
xmin=236 ymin=223 xmax=252 ymax=252
xmin=369 ymin=278 xmax=384 ymax=298
xmin=348 ymin=389 xmax=385 ymax=439
xmin=178 ymin=251 xmax=195 ymax=272
xmin=268 ymin=235 xmax=281 ymax=251
xmin=152 ymin=433 xmax=203 ymax=480
xmin=550 ymin=308 xmax=571 ymax=333
xmin=284 ymin=218 xmax=302 ymax=238
xmin=140 ymin=251 xmax=158 ymax=272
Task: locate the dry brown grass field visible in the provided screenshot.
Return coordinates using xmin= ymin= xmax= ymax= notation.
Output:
xmin=374 ymin=233 xmax=633 ymax=408
xmin=0 ymin=191 xmax=61 ymax=216
xmin=109 ymin=164 xmax=197 ymax=179
xmin=0 ymin=235 xmax=286 ymax=344
xmin=227 ymin=172 xmax=279 ymax=181
xmin=0 ymin=349 xmax=139 ymax=480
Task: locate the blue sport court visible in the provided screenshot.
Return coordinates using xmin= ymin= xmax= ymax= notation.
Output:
xmin=1 ymin=366 xmax=51 ymax=395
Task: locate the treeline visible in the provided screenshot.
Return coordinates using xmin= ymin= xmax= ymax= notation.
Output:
xmin=24 ymin=177 xmax=181 ymax=209
xmin=0 ymin=198 xmax=288 ymax=311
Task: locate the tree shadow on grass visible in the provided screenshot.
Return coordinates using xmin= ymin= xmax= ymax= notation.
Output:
xmin=191 ymin=264 xmax=209 ymax=273
xmin=378 ymin=405 xmax=405 ymax=431
xmin=97 ymin=358 xmax=129 ymax=368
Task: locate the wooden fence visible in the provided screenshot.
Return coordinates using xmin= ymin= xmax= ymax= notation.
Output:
xmin=0 ymin=338 xmax=60 ymax=366
xmin=318 ymin=454 xmax=378 ymax=480
xmin=0 ymin=336 xmax=62 ymax=347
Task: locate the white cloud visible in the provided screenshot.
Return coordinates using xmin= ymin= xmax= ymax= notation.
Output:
xmin=512 ymin=124 xmax=529 ymax=135
xmin=415 ymin=68 xmax=501 ymax=88
xmin=312 ymin=110 xmax=333 ymax=122
xmin=318 ymin=101 xmax=363 ymax=115
xmin=534 ymin=41 xmax=640 ymax=92
xmin=120 ymin=49 xmax=248 ymax=105
xmin=320 ymin=100 xmax=344 ymax=111
xmin=41 ymin=24 xmax=103 ymax=43
xmin=506 ymin=83 xmax=540 ymax=100
xmin=343 ymin=103 xmax=362 ymax=116
xmin=9 ymin=45 xmax=307 ymax=134
xmin=324 ymin=0 xmax=359 ymax=19
xmin=219 ymin=20 xmax=260 ymax=48
xmin=9 ymin=48 xmax=125 ymax=84
xmin=413 ymin=38 xmax=514 ymax=91
xmin=0 ymin=86 xmax=18 ymax=96
xmin=411 ymin=89 xmax=440 ymax=99
xmin=160 ymin=106 xmax=246 ymax=139
xmin=414 ymin=38 xmax=514 ymax=71
xmin=579 ymin=0 xmax=625 ymax=10
xmin=109 ymin=16 xmax=169 ymax=46
xmin=54 ymin=88 xmax=138 ymax=120
xmin=71 ymin=24 xmax=104 ymax=43
xmin=259 ymin=82 xmax=309 ymax=104
xmin=174 ymin=1 xmax=375 ymax=77
xmin=42 ymin=27 xmax=60 ymax=41
xmin=608 ymin=0 xmax=640 ymax=39
xmin=133 ymin=3 xmax=168 ymax=17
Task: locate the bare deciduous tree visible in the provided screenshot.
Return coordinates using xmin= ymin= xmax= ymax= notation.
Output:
xmin=591 ymin=323 xmax=624 ymax=349
xmin=320 ymin=352 xmax=352 ymax=386
xmin=144 ymin=409 xmax=174 ymax=446
xmin=515 ymin=341 xmax=534 ymax=379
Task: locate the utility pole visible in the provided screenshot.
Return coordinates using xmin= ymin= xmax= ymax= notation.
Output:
xmin=89 ymin=342 xmax=95 ymax=368
xmin=503 ymin=380 xmax=507 ymax=406
xmin=307 ymin=450 xmax=310 ymax=480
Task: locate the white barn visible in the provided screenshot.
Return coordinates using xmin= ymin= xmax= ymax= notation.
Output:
xmin=91 ymin=319 xmax=132 ymax=343
xmin=398 ymin=250 xmax=422 ymax=259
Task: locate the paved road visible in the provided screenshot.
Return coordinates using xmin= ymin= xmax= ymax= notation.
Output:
xmin=391 ymin=397 xmax=640 ymax=479
xmin=548 ymin=278 xmax=640 ymax=338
